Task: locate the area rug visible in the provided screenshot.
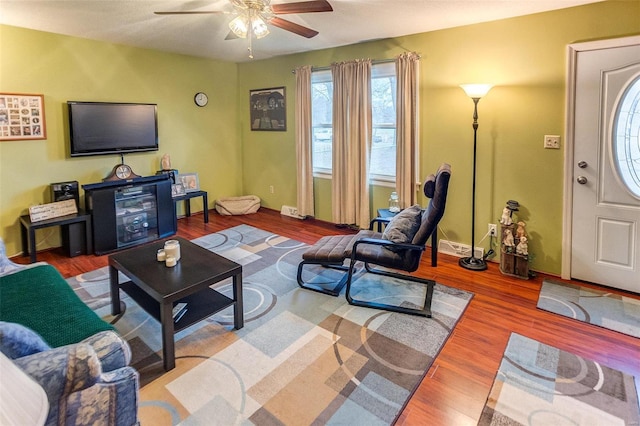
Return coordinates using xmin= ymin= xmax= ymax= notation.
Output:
xmin=537 ymin=280 xmax=640 ymax=338
xmin=68 ymin=224 xmax=473 ymax=425
xmin=478 ymin=332 xmax=640 ymax=425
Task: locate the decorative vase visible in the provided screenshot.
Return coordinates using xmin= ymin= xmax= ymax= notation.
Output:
xmin=388 ymin=191 xmax=400 ymax=213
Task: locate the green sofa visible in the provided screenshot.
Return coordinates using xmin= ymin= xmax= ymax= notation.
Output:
xmin=0 ymin=239 xmax=114 ymax=347
xmin=0 ymin=238 xmax=139 ymax=425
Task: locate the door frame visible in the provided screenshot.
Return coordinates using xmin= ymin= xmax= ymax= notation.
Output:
xmin=561 ymin=35 xmax=640 ymax=280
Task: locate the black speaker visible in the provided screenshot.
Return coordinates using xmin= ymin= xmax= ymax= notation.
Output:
xmin=50 ymin=181 xmax=79 ymax=209
xmin=62 ymin=223 xmax=86 ymax=257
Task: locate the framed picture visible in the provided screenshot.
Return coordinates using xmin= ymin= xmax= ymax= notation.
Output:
xmin=250 ymin=87 xmax=286 ymax=131
xmin=171 ymin=183 xmax=186 ymax=197
xmin=178 ymin=173 xmax=199 ymax=192
xmin=0 ymin=93 xmax=46 ymax=141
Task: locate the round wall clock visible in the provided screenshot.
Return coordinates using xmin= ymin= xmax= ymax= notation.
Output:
xmin=194 ymin=92 xmax=208 ymax=107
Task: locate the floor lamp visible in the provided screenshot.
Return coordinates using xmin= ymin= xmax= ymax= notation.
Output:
xmin=459 ymin=84 xmax=493 ymax=271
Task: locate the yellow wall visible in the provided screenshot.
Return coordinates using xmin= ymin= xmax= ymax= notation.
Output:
xmin=237 ymin=0 xmax=640 ymax=274
xmin=0 ymin=26 xmax=241 ymax=256
xmin=1 ymin=1 xmax=639 ymax=274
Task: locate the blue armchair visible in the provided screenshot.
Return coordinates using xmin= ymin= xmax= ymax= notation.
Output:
xmin=0 ymin=321 xmax=139 ymax=426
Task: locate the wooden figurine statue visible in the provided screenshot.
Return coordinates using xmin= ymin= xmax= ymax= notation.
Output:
xmin=500 ymin=207 xmax=513 ymax=226
xmin=516 ymin=236 xmax=529 ymax=256
xmin=503 ymin=229 xmax=515 ymax=247
xmin=516 ymin=221 xmax=526 ymax=239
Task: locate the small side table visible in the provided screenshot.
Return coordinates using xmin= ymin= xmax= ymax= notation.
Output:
xmin=20 ymin=210 xmax=92 ymax=263
xmin=173 ymin=190 xmax=209 ymax=223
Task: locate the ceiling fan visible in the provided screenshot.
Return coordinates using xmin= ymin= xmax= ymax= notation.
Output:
xmin=154 ymin=0 xmax=333 ymax=58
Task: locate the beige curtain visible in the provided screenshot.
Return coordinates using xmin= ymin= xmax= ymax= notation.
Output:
xmin=294 ymin=65 xmax=314 ymax=217
xmin=395 ymin=52 xmax=420 ymax=208
xmin=331 ymin=59 xmax=372 ymax=227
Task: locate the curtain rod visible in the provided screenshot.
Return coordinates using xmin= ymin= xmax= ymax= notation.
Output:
xmin=291 ymin=55 xmax=420 ymax=74
xmin=310 ymin=58 xmax=396 ymax=72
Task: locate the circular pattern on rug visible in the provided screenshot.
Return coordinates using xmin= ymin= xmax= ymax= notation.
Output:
xmin=329 ymin=306 xmax=450 ymax=378
xmin=265 ymin=234 xmax=307 ymax=250
xmin=505 ymin=352 xmax=606 ymax=397
xmin=209 ymin=282 xmax=277 ymax=325
xmin=192 ymin=232 xmax=231 ymax=251
xmin=538 ymin=296 xmax=590 ymax=321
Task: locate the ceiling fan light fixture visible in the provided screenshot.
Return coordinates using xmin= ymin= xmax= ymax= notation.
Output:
xmin=251 ymin=15 xmax=270 ymax=38
xmin=229 ymin=15 xmax=248 ymax=38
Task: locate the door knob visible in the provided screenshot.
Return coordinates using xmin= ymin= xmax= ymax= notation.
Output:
xmin=577 ymin=176 xmax=588 ymax=184
xmin=578 ymin=161 xmax=588 ymax=168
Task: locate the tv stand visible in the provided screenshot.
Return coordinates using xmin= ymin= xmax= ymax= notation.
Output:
xmin=83 ymin=175 xmax=176 ymax=255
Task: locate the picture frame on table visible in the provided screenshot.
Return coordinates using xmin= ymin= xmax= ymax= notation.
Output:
xmin=171 ymin=183 xmax=186 ymax=198
xmin=250 ymin=87 xmax=286 ymax=131
xmin=178 ymin=173 xmax=199 ymax=192
xmin=0 ymin=93 xmax=47 ymax=141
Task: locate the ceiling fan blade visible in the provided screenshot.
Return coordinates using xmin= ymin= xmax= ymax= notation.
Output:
xmin=154 ymin=11 xmax=224 ymax=15
xmin=270 ymin=17 xmax=319 ymax=38
xmin=271 ymin=0 xmax=332 ymax=15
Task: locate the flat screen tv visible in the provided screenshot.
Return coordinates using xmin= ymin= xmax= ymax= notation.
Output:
xmin=68 ymin=101 xmax=158 ymax=157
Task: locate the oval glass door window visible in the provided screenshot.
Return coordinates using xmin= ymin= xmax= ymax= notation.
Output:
xmin=614 ymin=76 xmax=640 ymax=198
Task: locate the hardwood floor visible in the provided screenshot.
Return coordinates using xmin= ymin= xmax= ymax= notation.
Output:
xmin=14 ymin=208 xmax=640 ymax=425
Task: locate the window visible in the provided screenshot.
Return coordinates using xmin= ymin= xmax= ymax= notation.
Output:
xmin=614 ymin=76 xmax=640 ymax=198
xmin=311 ymin=70 xmax=332 ymax=173
xmin=311 ymin=63 xmax=397 ymax=181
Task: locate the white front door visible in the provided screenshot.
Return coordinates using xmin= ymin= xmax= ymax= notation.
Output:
xmin=566 ymin=36 xmax=640 ymax=293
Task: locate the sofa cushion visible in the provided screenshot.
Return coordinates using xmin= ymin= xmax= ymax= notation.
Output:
xmin=382 ymin=204 xmax=423 ymax=246
xmin=0 ymin=321 xmax=50 ymax=359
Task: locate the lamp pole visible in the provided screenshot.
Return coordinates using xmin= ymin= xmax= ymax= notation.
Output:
xmin=459 ymin=84 xmax=492 ymax=271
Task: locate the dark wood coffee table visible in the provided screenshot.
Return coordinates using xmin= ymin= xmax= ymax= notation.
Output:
xmin=109 ymin=237 xmax=243 ymax=370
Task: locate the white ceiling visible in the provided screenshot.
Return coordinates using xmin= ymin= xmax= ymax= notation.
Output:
xmin=0 ymin=0 xmax=603 ymax=63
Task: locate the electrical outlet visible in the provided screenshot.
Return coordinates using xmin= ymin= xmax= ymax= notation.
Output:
xmin=269 ymin=185 xmax=274 ymax=194
xmin=488 ymin=223 xmax=497 ymax=237
xmin=544 ymin=135 xmax=561 ymax=149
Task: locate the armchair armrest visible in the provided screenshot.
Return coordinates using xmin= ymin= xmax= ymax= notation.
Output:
xmin=66 ymin=366 xmax=140 ymax=426
xmin=80 ymin=330 xmax=132 ymax=372
xmin=16 ymin=343 xmax=140 ymax=426
xmin=352 ymin=237 xmax=426 ymax=254
xmin=14 ymin=343 xmax=101 ymax=397
xmin=368 ymin=217 xmax=392 ymax=231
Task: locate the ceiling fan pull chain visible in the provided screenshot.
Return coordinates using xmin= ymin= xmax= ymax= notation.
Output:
xmin=248 ymin=17 xmax=254 ymax=59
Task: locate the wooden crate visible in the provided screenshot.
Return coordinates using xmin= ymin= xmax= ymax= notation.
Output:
xmin=499 ymin=224 xmax=529 ymax=279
